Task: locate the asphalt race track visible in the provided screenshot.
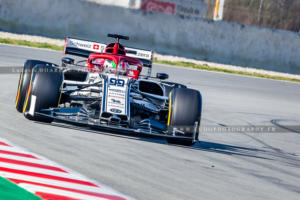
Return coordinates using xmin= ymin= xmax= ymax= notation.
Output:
xmin=0 ymin=44 xmax=300 ymax=200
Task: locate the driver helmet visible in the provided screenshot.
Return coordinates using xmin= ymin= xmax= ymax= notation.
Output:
xmin=103 ymin=59 xmax=116 ymax=74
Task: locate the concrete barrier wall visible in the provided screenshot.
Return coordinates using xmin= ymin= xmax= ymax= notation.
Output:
xmin=0 ymin=0 xmax=300 ymax=74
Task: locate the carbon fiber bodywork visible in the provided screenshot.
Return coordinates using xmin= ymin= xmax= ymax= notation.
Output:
xmin=35 ymin=110 xmax=197 ymax=142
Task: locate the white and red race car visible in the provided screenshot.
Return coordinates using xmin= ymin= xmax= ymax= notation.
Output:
xmin=15 ymin=34 xmax=202 ymax=145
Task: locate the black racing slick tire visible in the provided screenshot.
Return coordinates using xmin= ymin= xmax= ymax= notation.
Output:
xmin=167 ymin=88 xmax=202 ymax=145
xmin=22 ymin=64 xmax=63 ymax=122
xmin=15 ymin=60 xmax=57 ymax=113
xmin=162 ymin=81 xmax=187 ymax=97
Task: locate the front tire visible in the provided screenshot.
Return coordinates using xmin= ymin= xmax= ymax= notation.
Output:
xmin=23 ymin=64 xmax=63 ymax=122
xmin=15 ymin=60 xmax=57 ymax=112
xmin=167 ymin=88 xmax=202 ymax=145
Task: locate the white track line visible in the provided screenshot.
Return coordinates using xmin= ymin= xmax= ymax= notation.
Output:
xmin=0 ymin=153 xmax=60 ymax=167
xmin=1 ymin=172 xmax=111 ymax=194
xmin=0 ymin=162 xmax=81 ymax=180
xmin=20 ymin=184 xmax=116 ymax=200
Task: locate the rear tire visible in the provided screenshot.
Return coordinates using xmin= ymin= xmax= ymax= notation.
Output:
xmin=23 ymin=64 xmax=63 ymax=122
xmin=15 ymin=60 xmax=56 ymax=112
xmin=167 ymin=88 xmax=202 ymax=145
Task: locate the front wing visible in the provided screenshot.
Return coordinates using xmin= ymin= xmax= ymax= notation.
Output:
xmin=35 ymin=109 xmax=197 ymax=141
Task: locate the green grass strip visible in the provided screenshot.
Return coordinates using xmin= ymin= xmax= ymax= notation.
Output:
xmin=0 ymin=177 xmax=42 ymax=200
xmin=0 ymin=37 xmax=299 ymax=83
xmin=154 ymin=59 xmax=300 ymax=83
xmin=0 ymin=38 xmax=63 ymax=51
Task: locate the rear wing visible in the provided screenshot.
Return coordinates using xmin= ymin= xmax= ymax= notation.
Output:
xmin=64 ymin=37 xmax=153 ymax=68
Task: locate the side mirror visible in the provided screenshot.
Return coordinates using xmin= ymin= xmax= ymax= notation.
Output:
xmin=156 ymin=73 xmax=169 ymax=80
xmin=61 ymin=57 xmax=74 ymax=67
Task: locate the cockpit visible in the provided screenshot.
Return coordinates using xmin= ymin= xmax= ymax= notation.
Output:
xmin=88 ymin=56 xmax=142 ymax=80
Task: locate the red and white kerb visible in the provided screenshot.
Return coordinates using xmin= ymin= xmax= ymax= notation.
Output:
xmin=0 ymin=138 xmax=131 ymax=200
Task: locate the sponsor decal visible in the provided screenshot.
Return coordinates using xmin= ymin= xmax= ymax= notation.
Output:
xmin=137 ymin=52 xmax=151 ymax=58
xmin=105 ymin=75 xmax=129 ymax=115
xmin=175 ymin=0 xmax=208 ymax=18
xmin=111 ymin=99 xmax=122 ymax=104
xmin=176 ymin=5 xmax=200 ymax=16
xmin=100 ymin=45 xmax=105 ymax=52
xmin=125 ymin=47 xmax=152 ymax=60
xmin=108 ymin=95 xmax=125 ymax=99
xmin=108 ymin=97 xmax=125 ymax=108
xmin=140 ymin=0 xmax=207 ymax=18
xmin=68 ymin=39 xmax=92 ymax=49
xmin=93 ymin=44 xmax=100 ymax=50
xmin=67 ymin=38 xmax=106 ymax=53
xmin=110 ymin=108 xmax=122 ymax=114
xmin=109 ymin=92 xmax=125 ymax=97
xmin=141 ymin=0 xmax=175 ymax=14
xmin=109 ymin=78 xmax=125 ymax=87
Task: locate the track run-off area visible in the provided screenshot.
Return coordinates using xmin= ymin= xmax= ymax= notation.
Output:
xmin=0 ymin=44 xmax=300 ymax=200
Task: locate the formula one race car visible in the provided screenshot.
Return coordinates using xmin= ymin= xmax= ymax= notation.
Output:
xmin=15 ymin=34 xmax=202 ymax=145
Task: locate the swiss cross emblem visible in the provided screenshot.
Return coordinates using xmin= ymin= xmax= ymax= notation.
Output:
xmin=93 ymin=44 xmax=100 ymax=50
